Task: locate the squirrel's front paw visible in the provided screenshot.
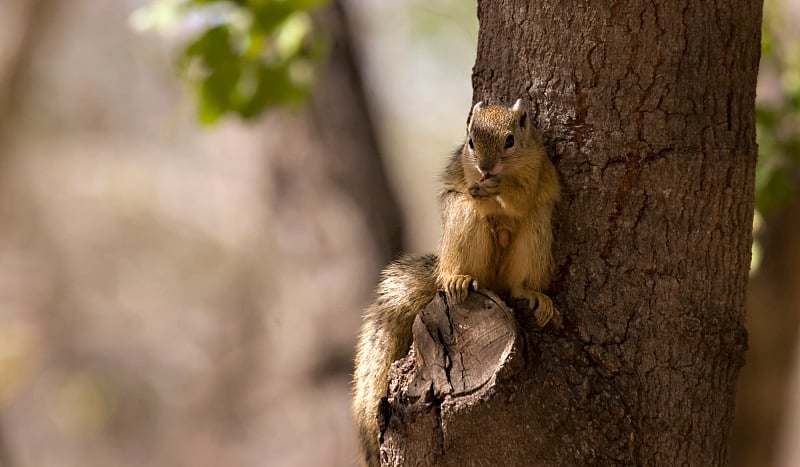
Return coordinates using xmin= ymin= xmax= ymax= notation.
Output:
xmin=442 ymin=275 xmax=476 ymax=304
xmin=520 ymin=290 xmax=562 ymax=329
xmin=468 ymin=178 xmax=500 ymax=198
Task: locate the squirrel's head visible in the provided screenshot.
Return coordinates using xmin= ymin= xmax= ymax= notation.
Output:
xmin=463 ymin=99 xmax=543 ymax=181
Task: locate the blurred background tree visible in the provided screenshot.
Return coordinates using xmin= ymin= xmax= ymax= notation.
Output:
xmin=0 ymin=0 xmax=471 ymax=466
xmin=731 ymin=1 xmax=800 ymax=466
xmin=0 ymin=0 xmax=798 ymax=465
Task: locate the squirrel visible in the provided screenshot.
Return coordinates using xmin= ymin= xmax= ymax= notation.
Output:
xmin=352 ymin=99 xmax=561 ymax=467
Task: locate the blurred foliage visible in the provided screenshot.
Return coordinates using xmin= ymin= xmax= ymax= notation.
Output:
xmin=752 ymin=1 xmax=800 ymax=273
xmin=755 ymin=5 xmax=800 ymax=215
xmin=132 ymin=0 xmax=328 ymax=124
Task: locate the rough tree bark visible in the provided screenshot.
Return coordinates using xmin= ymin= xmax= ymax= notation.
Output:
xmin=383 ymin=1 xmax=761 ymax=465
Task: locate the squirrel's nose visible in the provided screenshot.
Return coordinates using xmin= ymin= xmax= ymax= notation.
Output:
xmin=477 ymin=162 xmax=495 ymax=175
xmin=477 ymin=162 xmax=498 ymax=181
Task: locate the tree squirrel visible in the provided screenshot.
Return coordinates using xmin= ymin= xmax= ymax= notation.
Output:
xmin=352 ymin=99 xmax=561 ymax=466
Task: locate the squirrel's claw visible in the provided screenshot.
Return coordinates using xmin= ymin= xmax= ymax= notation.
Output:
xmin=468 ymin=179 xmax=500 ymax=199
xmin=520 ymin=290 xmax=562 ymax=329
xmin=444 ymin=274 xmax=474 ymax=304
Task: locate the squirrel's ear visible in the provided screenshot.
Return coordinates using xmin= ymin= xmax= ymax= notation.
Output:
xmin=468 ymin=101 xmax=483 ymax=131
xmin=512 ymin=99 xmax=527 ymax=129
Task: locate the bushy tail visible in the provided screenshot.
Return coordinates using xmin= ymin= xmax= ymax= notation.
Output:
xmin=352 ymin=254 xmax=438 ymax=467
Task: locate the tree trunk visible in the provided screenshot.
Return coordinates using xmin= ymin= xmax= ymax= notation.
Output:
xmin=384 ymin=1 xmax=761 ymax=465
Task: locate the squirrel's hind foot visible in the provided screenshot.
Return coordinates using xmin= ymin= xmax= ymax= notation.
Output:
xmin=519 ymin=290 xmax=562 ymax=329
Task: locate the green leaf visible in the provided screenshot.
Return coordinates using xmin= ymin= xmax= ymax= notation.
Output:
xmin=274 ymin=12 xmax=312 ymax=60
xmin=141 ymin=0 xmax=329 ymax=121
xmin=185 ymin=25 xmax=236 ymax=69
xmin=237 ymin=63 xmax=306 ymax=118
xmin=286 ymin=0 xmax=329 ymax=9
xmin=198 ymin=65 xmax=242 ymax=124
xmin=250 ymin=2 xmax=295 ymax=35
xmin=756 ymin=107 xmax=779 ymax=129
xmin=755 ymin=164 xmax=794 ymax=214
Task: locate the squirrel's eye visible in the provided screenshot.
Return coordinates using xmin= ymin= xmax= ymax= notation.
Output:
xmin=468 ymin=138 xmax=474 ymax=149
xmin=504 ymin=134 xmax=515 ymax=149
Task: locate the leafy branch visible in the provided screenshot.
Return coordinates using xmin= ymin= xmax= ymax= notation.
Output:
xmin=133 ymin=0 xmax=329 ymax=124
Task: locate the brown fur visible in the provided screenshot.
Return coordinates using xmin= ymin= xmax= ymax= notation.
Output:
xmin=352 ymin=101 xmax=560 ymax=466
